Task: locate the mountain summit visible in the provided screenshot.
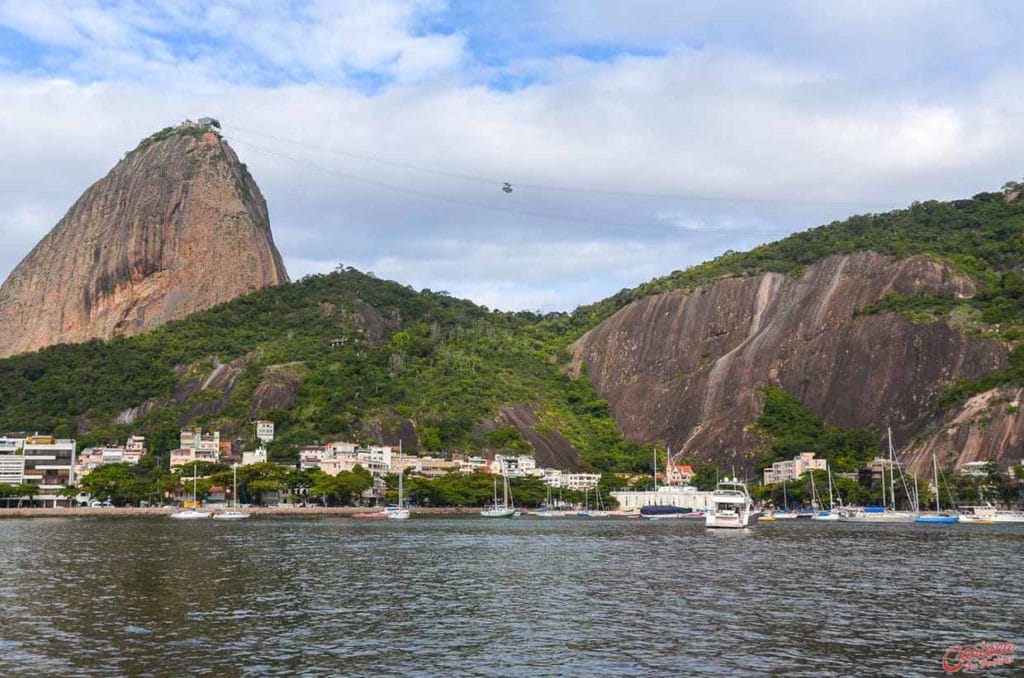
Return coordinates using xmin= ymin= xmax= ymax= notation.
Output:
xmin=0 ymin=121 xmax=288 ymax=358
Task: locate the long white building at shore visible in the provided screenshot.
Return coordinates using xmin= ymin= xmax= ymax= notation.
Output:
xmin=611 ymin=485 xmax=714 ymax=511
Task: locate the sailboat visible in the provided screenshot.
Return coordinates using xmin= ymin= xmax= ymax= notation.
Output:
xmin=387 ymin=472 xmax=411 ymax=520
xmin=812 ymin=462 xmax=839 ymax=521
xmin=916 ymin=454 xmax=958 ymax=523
xmin=481 ymin=476 xmax=516 ymax=518
xmin=840 ymin=428 xmax=917 ymax=523
xmin=774 ymin=479 xmax=797 ymax=519
xmin=170 ymin=463 xmax=212 ymax=520
xmin=537 ymin=485 xmax=566 ymax=517
xmin=214 ymin=463 xmax=251 ymax=520
xmin=640 ymin=444 xmax=690 ymax=519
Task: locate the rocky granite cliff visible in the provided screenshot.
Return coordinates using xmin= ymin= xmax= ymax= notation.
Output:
xmin=571 ymin=252 xmax=1007 ymax=466
xmin=0 ymin=123 xmax=288 ymax=358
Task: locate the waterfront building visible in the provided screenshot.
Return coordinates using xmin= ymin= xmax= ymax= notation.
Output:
xmin=0 ymin=452 xmax=25 ymax=485
xmin=564 ymin=473 xmax=601 ymax=491
xmin=542 ymin=468 xmax=564 ymax=487
xmin=611 ymin=485 xmax=713 ymax=511
xmin=255 ymin=420 xmax=275 ymax=444
xmin=492 ymin=454 xmax=537 ymax=478
xmin=763 ymin=452 xmax=827 ymax=484
xmin=22 ymin=436 xmax=76 ymax=507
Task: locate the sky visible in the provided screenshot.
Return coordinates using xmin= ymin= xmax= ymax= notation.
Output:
xmin=2 ymin=1 xmax=1024 ymax=312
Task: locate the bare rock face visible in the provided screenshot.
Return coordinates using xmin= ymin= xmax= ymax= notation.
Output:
xmin=904 ymin=387 xmax=1024 ymax=475
xmin=0 ymin=124 xmax=288 ymax=358
xmin=571 ymin=253 xmax=1006 ymax=464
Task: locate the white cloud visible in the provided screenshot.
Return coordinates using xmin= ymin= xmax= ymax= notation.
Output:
xmin=3 ymin=3 xmax=1024 ymax=311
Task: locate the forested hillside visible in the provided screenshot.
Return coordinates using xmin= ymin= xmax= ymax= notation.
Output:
xmin=2 ymin=183 xmax=1024 ymax=472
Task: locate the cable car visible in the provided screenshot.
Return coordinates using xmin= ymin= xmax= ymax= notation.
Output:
xmin=502 ymin=182 xmax=513 ymax=194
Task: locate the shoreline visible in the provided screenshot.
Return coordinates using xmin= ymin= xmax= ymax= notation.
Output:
xmin=0 ymin=506 xmax=484 ymax=518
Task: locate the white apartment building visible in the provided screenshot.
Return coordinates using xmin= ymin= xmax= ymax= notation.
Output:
xmin=541 ymin=468 xmax=564 ymax=487
xmin=564 ymin=473 xmax=602 ymax=491
xmin=255 ymin=420 xmax=275 ymax=444
xmin=0 ymin=453 xmax=25 ymax=485
xmin=763 ymin=452 xmax=828 ymax=485
xmin=492 ymin=454 xmax=537 ymax=478
xmin=22 ymin=436 xmax=76 ymax=507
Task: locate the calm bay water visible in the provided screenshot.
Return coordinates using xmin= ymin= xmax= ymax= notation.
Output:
xmin=0 ymin=517 xmax=1020 ymax=676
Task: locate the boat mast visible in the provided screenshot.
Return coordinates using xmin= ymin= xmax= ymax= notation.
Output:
xmin=881 ymin=462 xmax=886 ymax=508
xmin=232 ymin=463 xmax=238 ymax=509
xmin=826 ymin=461 xmax=833 ymax=511
xmin=193 ymin=463 xmax=198 ymax=505
xmin=653 ymin=446 xmax=658 ymax=492
xmin=783 ymin=479 xmax=788 ymax=511
xmin=887 ymin=427 xmax=897 ymax=510
xmin=398 ymin=470 xmax=404 ymax=509
xmin=933 ymin=453 xmax=940 ymax=513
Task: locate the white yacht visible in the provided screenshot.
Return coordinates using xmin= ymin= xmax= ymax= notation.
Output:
xmin=959 ymin=504 xmax=1024 ymax=524
xmin=705 ymin=477 xmax=759 ymax=529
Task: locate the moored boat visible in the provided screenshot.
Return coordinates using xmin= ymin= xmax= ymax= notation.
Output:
xmin=213 ymin=464 xmax=250 ymax=520
xmin=640 ymin=505 xmax=691 ymax=520
xmin=170 ymin=507 xmax=212 ymax=520
xmin=705 ymin=478 xmax=759 ymax=529
xmin=481 ymin=476 xmax=517 ymax=518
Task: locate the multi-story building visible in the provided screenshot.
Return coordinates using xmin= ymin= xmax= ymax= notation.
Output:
xmin=0 ymin=451 xmax=25 ymax=486
xmin=0 ymin=437 xmax=26 ymax=486
xmin=255 ymin=420 xmax=275 ymax=444
xmin=0 ymin=436 xmax=26 ymax=454
xmin=417 ymin=457 xmax=460 ymax=479
xmin=75 ymin=437 xmax=147 ymax=477
xmin=179 ymin=428 xmax=221 ymax=455
xmin=455 ymin=455 xmax=489 ymax=474
xmin=125 ymin=435 xmax=147 ymax=458
xmin=492 ymin=454 xmax=537 ymax=478
xmin=541 ymin=468 xmax=563 ymax=487
xmin=665 ymin=464 xmax=694 ymax=486
xmin=763 ymin=452 xmax=828 ymax=485
xmin=22 ymin=436 xmax=76 ymax=507
xmin=564 ymin=473 xmax=601 ymax=491
xmin=169 ymin=447 xmax=220 ymax=468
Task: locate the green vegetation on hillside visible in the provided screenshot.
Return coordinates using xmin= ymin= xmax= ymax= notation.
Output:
xmin=0 ymin=267 xmax=647 ymax=471
xmin=572 ymin=190 xmax=1024 ymax=328
xmin=3 ymin=182 xmax=1024 ymax=471
xmin=755 ymin=387 xmax=881 ymax=472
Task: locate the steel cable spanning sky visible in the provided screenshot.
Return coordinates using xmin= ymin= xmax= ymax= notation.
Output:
xmin=222 ymin=121 xmax=899 ymax=240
